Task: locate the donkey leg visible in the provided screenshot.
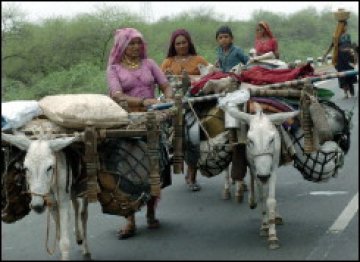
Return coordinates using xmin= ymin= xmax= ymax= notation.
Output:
xmin=58 ymin=201 xmax=71 ymax=260
xmin=71 ymin=197 xmax=82 ymax=245
xmin=222 ymin=167 xmax=231 ymax=200
xmin=80 ymin=198 xmax=91 ymax=259
xmin=235 ymin=180 xmax=245 ymax=203
xmin=49 ymin=205 xmax=60 ymax=241
xmin=231 ymin=144 xmax=247 ymax=203
xmin=267 ymin=198 xmax=280 ymax=250
xmin=267 ymin=198 xmax=280 ymax=249
xmin=258 ymin=182 xmax=269 ymax=237
xmin=267 ymin=174 xmax=280 ymax=250
xmin=248 ymin=173 xmax=257 ymax=209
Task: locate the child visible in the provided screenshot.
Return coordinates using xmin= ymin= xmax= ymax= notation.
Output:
xmin=215 ymin=25 xmax=249 ymax=72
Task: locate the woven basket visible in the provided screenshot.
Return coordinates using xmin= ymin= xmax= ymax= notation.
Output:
xmin=333 ymin=9 xmax=350 ymax=21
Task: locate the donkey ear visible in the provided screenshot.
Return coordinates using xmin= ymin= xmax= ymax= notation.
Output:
xmin=224 ymin=105 xmax=253 ymax=124
xmin=49 ymin=135 xmax=80 ymax=152
xmin=1 ymin=133 xmax=31 ymax=151
xmin=268 ymin=111 xmax=299 ymax=126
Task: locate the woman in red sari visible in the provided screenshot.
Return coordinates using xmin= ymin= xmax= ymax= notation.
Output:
xmin=249 ymin=21 xmax=279 ymax=63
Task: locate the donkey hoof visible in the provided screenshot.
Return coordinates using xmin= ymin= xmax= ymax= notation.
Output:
xmin=222 ymin=191 xmax=231 ymax=200
xmin=83 ymin=252 xmax=92 ymax=260
xmin=235 ymin=194 xmax=244 ymax=203
xmin=259 ymin=229 xmax=268 ymax=237
xmin=61 ymin=252 xmax=70 ymax=260
xmin=249 ymin=203 xmax=257 ymax=209
xmin=268 ymin=239 xmax=280 ymax=250
xmin=275 ymin=216 xmax=284 ymax=225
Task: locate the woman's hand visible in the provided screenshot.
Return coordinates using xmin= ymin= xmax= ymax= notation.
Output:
xmin=143 ymin=98 xmax=159 ymax=107
xmin=162 ymin=98 xmax=174 ymax=103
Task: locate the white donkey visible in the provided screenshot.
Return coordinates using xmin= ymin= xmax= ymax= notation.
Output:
xmin=1 ymin=132 xmax=91 ymax=260
xmin=221 ymin=103 xmax=299 ymax=249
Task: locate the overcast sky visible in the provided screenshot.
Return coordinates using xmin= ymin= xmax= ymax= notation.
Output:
xmin=2 ymin=1 xmax=359 ymax=23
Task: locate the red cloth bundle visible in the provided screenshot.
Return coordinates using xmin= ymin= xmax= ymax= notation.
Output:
xmin=239 ymin=64 xmax=315 ymax=85
xmin=190 ymin=64 xmax=316 ymax=95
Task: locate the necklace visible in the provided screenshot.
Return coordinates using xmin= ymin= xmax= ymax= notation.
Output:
xmin=175 ymin=56 xmax=190 ymax=62
xmin=123 ymin=56 xmax=140 ymax=69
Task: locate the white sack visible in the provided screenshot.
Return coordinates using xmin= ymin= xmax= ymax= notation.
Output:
xmin=39 ymin=94 xmax=129 ymax=128
xmin=2 ymin=100 xmax=43 ymax=130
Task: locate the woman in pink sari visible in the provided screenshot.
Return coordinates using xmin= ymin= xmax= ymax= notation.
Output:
xmin=107 ymin=28 xmax=173 ymax=239
xmin=107 ymin=28 xmax=172 ymax=112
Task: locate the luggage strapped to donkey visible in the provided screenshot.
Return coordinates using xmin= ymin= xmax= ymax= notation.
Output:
xmin=1 ymin=94 xmax=185 ymax=221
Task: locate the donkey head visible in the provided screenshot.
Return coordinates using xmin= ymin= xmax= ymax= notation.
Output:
xmin=247 ymin=112 xmax=279 ymax=182
xmin=2 ymin=133 xmax=79 ymax=213
xmin=223 ymin=104 xmax=299 ymax=183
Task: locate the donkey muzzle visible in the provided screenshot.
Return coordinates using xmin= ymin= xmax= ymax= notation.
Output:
xmin=30 ymin=196 xmax=46 ymax=214
xmin=31 ymin=204 xmax=45 ymax=214
xmin=257 ymin=174 xmax=271 ymax=184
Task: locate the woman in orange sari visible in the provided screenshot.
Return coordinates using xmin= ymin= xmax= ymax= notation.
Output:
xmin=161 ymin=29 xmax=209 ymax=191
xmin=161 ymin=29 xmax=208 ymax=77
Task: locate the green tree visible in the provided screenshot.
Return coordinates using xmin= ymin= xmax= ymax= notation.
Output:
xmin=2 ymin=5 xmax=358 ymax=101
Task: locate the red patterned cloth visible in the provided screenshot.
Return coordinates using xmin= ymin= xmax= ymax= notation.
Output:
xmin=190 ymin=64 xmax=316 ymax=95
xmin=239 ymin=64 xmax=315 ymax=85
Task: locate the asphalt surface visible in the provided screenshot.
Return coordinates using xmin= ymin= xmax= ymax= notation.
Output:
xmin=1 ymin=79 xmax=358 ymax=260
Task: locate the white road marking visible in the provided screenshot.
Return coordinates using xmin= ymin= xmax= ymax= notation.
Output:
xmin=309 ymin=191 xmax=348 ymax=196
xmin=297 ymin=191 xmax=348 ymax=197
xmin=327 ymin=192 xmax=358 ymax=233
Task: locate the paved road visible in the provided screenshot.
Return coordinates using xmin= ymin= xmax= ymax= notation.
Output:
xmin=2 ymin=80 xmax=358 ymax=260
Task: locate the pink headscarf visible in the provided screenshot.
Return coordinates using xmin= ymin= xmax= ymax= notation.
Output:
xmin=107 ymin=28 xmax=148 ymax=66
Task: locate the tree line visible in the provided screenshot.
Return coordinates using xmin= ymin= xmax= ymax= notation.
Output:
xmin=2 ymin=4 xmax=358 ymax=101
